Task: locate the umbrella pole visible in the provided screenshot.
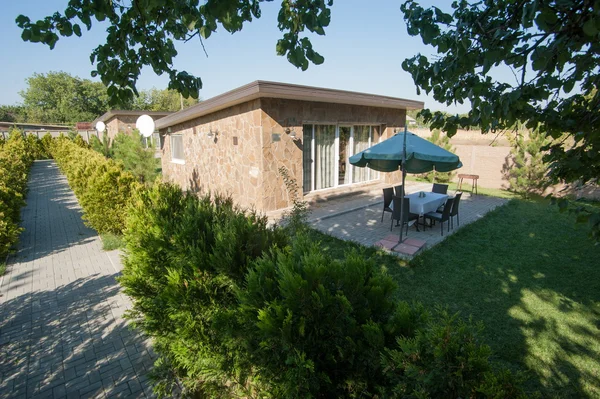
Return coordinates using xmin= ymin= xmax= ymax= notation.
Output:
xmin=398 ymin=126 xmax=408 ymax=244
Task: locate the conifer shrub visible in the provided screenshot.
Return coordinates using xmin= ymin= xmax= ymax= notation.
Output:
xmin=381 ymin=309 xmax=531 ymax=399
xmin=111 ymin=130 xmax=160 ymax=184
xmin=0 ymin=129 xmax=34 ymax=257
xmin=50 ymin=136 xmax=139 ymax=234
xmin=119 ymin=182 xmax=530 ymax=399
xmin=120 ymin=182 xmax=288 ymax=397
xmin=238 ymin=234 xmax=426 ymax=398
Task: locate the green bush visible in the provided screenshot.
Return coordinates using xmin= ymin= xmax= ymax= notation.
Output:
xmin=111 ymin=130 xmax=160 ymax=184
xmin=420 ymin=130 xmax=456 ymax=183
xmin=381 ymin=309 xmax=530 ymax=399
xmin=25 ymin=134 xmax=51 ymax=159
xmin=238 ymin=234 xmax=423 ymax=398
xmin=0 ymin=129 xmax=34 ymax=257
xmin=120 ymin=182 xmax=288 ymax=397
xmin=50 ymin=136 xmax=140 ymax=234
xmin=120 ymin=181 xmax=530 ymax=398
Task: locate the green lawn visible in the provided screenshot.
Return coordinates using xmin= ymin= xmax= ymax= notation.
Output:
xmin=308 ymin=199 xmax=600 ymax=398
xmin=405 ymin=175 xmax=521 ymax=199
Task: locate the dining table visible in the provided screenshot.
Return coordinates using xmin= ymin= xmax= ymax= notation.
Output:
xmin=405 ymin=191 xmax=449 ymax=216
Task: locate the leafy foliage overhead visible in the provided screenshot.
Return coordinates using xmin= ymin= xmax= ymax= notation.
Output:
xmin=16 ymin=0 xmax=333 ymax=106
xmin=400 ymin=0 xmax=600 ymax=187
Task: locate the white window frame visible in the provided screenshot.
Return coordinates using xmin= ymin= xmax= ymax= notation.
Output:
xmin=304 ymin=123 xmax=383 ymax=194
xmin=171 ymin=134 xmax=185 ymax=164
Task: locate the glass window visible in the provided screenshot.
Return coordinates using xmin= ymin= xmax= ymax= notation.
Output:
xmin=171 ymin=134 xmax=184 ymax=162
xmin=353 ymin=126 xmax=371 ymax=183
xmin=314 ymin=125 xmax=336 ymax=190
xmin=302 ymin=124 xmax=381 ymax=193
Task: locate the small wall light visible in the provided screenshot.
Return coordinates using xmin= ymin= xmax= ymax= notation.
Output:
xmin=285 ymin=127 xmax=300 ymax=141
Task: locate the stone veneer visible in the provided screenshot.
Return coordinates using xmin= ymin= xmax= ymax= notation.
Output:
xmin=161 ymin=98 xmax=407 ymax=212
xmin=105 ymin=115 xmax=139 ymax=142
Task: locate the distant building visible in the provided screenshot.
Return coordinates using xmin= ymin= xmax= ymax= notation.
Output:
xmin=92 ymin=110 xmax=173 ymax=142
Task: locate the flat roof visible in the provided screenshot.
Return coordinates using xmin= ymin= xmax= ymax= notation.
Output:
xmin=93 ymin=110 xmax=173 ymax=125
xmin=156 ymin=80 xmax=424 ymax=129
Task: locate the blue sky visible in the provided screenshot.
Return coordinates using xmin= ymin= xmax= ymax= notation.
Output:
xmin=0 ymin=0 xmax=470 ymax=113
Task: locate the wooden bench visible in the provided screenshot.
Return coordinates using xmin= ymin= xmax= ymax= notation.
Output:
xmin=457 ymin=174 xmax=479 ymax=195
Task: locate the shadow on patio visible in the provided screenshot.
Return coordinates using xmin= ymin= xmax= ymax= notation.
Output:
xmin=310 ymin=189 xmax=507 ymax=258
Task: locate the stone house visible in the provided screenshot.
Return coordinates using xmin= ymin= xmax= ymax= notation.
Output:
xmin=156 ymin=81 xmax=423 ymax=212
xmin=93 ymin=110 xmax=172 ymax=143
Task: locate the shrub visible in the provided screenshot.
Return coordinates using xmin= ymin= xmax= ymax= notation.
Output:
xmin=381 ymin=309 xmax=531 ymax=399
xmin=238 ymin=233 xmax=424 ymax=398
xmin=111 ymin=130 xmax=160 ymax=183
xmin=502 ymin=129 xmax=551 ymax=199
xmin=119 ymin=183 xmax=531 ymax=398
xmin=25 ymin=134 xmax=51 ymax=159
xmin=50 ymin=136 xmax=139 ymax=234
xmin=420 ymin=130 xmax=456 ymax=183
xmin=0 ymin=129 xmax=34 ymax=257
xmin=120 ymin=182 xmax=288 ymax=397
xmin=89 ymin=132 xmax=112 ymax=158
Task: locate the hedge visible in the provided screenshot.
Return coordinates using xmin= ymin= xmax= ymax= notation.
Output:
xmin=120 ymin=181 xmax=531 ymax=398
xmin=0 ymin=130 xmax=35 ymax=258
xmin=50 ymin=136 xmax=140 ymax=234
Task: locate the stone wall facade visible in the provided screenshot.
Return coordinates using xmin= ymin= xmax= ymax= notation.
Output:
xmin=160 ymin=100 xmax=265 ymax=210
xmin=161 ymin=98 xmax=407 ymax=212
xmin=105 ymin=115 xmax=139 ymax=142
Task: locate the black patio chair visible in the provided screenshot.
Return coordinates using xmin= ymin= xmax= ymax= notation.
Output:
xmin=391 ymin=196 xmax=419 ymax=233
xmin=381 ymin=187 xmax=394 ymax=222
xmin=432 ymin=183 xmax=449 ymax=194
xmin=425 ymin=197 xmax=455 ymax=236
xmin=394 ymin=184 xmax=405 ymax=198
xmin=450 ymin=192 xmax=462 ymax=229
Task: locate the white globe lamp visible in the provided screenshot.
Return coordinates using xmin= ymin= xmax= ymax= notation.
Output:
xmin=136 ymin=115 xmax=155 ymax=138
xmin=95 ymin=121 xmax=106 ymax=133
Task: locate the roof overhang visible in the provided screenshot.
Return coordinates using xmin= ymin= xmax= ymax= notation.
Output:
xmin=156 ymin=80 xmax=424 ymax=130
xmin=92 ymin=110 xmax=173 ymax=126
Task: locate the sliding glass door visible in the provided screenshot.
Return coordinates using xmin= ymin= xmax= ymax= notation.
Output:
xmin=303 ymin=124 xmax=382 ymax=193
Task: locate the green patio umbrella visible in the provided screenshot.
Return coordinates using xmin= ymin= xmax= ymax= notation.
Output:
xmin=349 ymin=127 xmax=462 ymax=244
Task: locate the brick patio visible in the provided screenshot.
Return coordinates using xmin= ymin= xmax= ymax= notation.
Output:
xmin=0 ymin=160 xmax=155 ymax=398
xmin=309 ymin=184 xmax=508 ymax=258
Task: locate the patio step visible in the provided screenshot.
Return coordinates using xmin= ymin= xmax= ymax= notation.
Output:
xmin=374 ymin=235 xmax=427 ymax=256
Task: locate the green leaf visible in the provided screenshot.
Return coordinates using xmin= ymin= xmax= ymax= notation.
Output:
xmin=21 ymin=29 xmax=31 ymax=41
xmin=583 ymin=19 xmax=598 ymax=37
xmin=73 ymin=24 xmax=82 ymax=37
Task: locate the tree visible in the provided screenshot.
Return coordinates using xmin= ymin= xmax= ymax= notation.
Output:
xmin=129 ymin=88 xmax=198 ymax=112
xmin=421 ymin=130 xmax=456 ymax=184
xmin=502 ymin=130 xmax=552 ymax=199
xmin=111 ymin=130 xmax=160 ymax=184
xmin=0 ymin=105 xmax=26 ymax=123
xmin=19 ymin=71 xmax=110 ymax=123
xmin=16 ymin=1 xmax=333 ymax=106
xmin=400 ymin=0 xmax=600 ymax=237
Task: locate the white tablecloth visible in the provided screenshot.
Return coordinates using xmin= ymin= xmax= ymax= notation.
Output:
xmin=405 ymin=192 xmax=448 ymax=215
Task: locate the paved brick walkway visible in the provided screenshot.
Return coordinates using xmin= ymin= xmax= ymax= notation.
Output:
xmin=0 ymin=160 xmax=155 ymax=398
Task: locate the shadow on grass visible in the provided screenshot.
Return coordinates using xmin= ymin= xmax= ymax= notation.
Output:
xmin=0 ymin=273 xmax=156 ymax=398
xmin=310 ymin=199 xmax=600 ymax=398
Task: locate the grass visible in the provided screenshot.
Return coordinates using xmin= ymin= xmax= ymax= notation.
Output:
xmin=405 ymin=175 xmax=521 ymax=199
xmin=308 ymin=199 xmax=600 ymax=398
xmin=100 ymin=233 xmax=125 ymax=251
xmin=0 ymin=262 xmax=5 ymax=277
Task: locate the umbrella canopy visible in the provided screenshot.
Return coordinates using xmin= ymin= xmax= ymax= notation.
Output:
xmin=349 ymin=131 xmax=462 ymax=173
xmin=349 ymin=129 xmax=462 ymax=245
